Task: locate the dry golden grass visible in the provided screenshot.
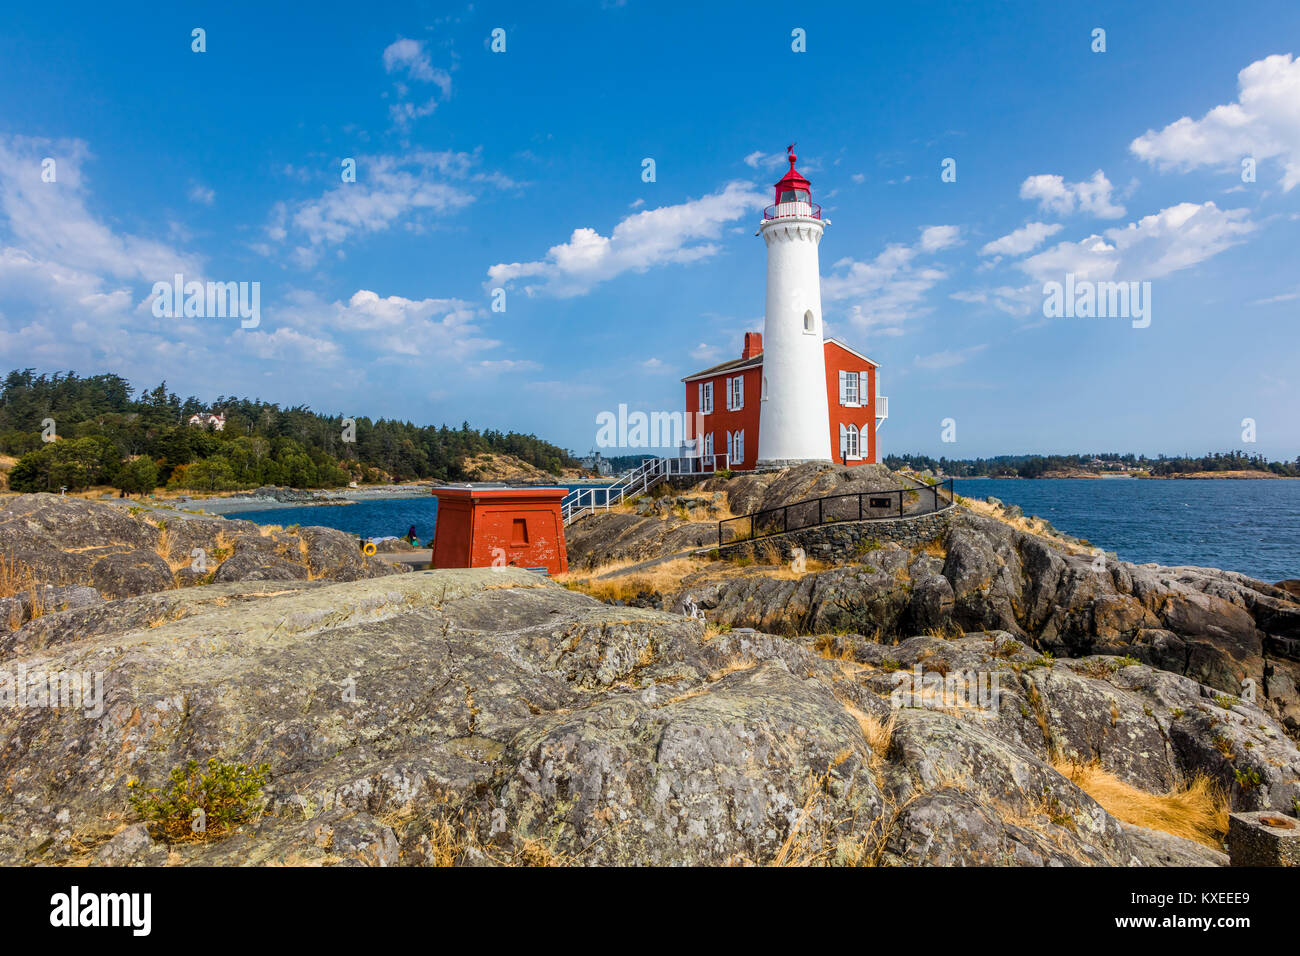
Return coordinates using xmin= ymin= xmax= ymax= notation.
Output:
xmin=991 ymin=794 xmax=1091 ymax=864
xmin=561 ymin=544 xmax=830 ymax=605
xmin=659 ymin=660 xmax=759 ymax=706
xmin=552 ymin=553 xmax=654 ymax=581
xmin=268 ymin=850 xmax=345 ymax=867
xmin=677 ymin=501 xmax=739 ymax=523
xmin=769 ymin=786 xmax=838 ymax=866
xmin=418 ymin=793 xmax=581 ymax=867
xmin=844 ymin=705 xmax=896 ymax=768
xmin=923 ymin=622 xmax=963 ymax=639
xmin=0 ymin=553 xmax=45 ymax=630
xmin=213 ymin=531 xmax=235 ymax=561
xmin=814 ymin=634 xmax=857 ymax=661
xmin=152 ymin=522 xmax=179 ymax=569
xmin=721 ymin=524 xmax=753 ymax=544
xmin=961 ymin=497 xmax=1091 ymax=554
xmin=918 ymin=539 xmax=947 ymax=559
xmin=1055 ymin=760 xmax=1229 ymax=848
xmin=766 ymin=751 xmax=903 ymax=868
xmin=557 ymin=556 xmax=710 ymax=603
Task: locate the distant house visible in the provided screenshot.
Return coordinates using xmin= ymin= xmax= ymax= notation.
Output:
xmin=188 ymin=412 xmax=226 ymax=431
xmin=578 ymin=450 xmax=613 ymax=476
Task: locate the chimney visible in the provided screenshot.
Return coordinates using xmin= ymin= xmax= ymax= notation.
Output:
xmin=742 ymin=331 xmax=763 ymax=359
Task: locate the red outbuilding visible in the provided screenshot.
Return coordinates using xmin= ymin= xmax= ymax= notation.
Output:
xmin=430 ymin=487 xmax=569 ymax=575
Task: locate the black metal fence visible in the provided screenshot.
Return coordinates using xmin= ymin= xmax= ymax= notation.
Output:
xmin=716 ymin=478 xmax=954 ymax=547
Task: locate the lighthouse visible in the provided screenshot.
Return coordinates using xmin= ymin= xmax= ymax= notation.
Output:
xmin=755 ymin=145 xmax=833 ymax=467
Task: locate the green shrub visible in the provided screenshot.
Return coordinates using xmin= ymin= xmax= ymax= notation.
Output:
xmin=1232 ymin=767 xmax=1262 ymax=791
xmin=128 ymin=757 xmax=270 ymax=843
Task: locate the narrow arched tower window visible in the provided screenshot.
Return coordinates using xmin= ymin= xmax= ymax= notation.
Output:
xmin=803 ymin=310 xmax=815 ymax=332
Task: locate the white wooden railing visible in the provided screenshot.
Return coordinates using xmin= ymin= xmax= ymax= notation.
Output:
xmin=562 ymin=454 xmax=731 ymax=526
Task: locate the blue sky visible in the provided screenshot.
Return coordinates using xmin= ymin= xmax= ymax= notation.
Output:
xmin=2 ymin=0 xmax=1298 ymax=460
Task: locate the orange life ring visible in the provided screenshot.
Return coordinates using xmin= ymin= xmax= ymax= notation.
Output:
xmin=362 ymin=542 xmax=377 ymax=556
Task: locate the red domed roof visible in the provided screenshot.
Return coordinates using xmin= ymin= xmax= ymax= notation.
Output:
xmin=774 ymin=144 xmax=811 ymax=193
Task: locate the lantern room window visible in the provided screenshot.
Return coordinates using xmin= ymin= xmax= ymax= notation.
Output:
xmin=779 ymin=189 xmax=809 ymax=203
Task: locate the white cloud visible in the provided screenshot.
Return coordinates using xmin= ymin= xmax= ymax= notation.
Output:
xmin=1019 ymin=170 xmax=1126 ymax=218
xmin=743 ymin=150 xmax=788 ymax=170
xmin=487 ymin=181 xmax=767 ymax=297
xmin=1130 ymin=53 xmax=1300 ymax=191
xmin=0 ymin=135 xmax=215 ymax=373
xmin=188 ymin=183 xmax=215 ymax=206
xmin=317 ymin=289 xmax=498 ymax=359
xmin=821 ymin=230 xmax=954 ymax=336
xmin=0 ymin=136 xmax=200 ymax=284
xmin=240 ymin=327 xmax=341 ymax=364
xmin=259 ymin=286 xmax=501 ymax=367
xmin=382 ymin=38 xmax=449 ymax=89
xmin=949 ymin=286 xmax=1038 ymax=317
xmin=980 ymin=222 xmax=1063 ymax=257
xmin=1252 ymin=289 xmax=1300 ymax=305
xmin=1018 ymin=201 xmax=1256 ymax=283
xmin=381 ymin=38 xmax=452 ymax=128
xmin=914 ymin=344 xmax=987 ymax=370
xmin=476 ymin=358 xmax=540 ymax=372
xmin=919 ymin=224 xmax=961 ymax=252
xmin=272 ymin=151 xmax=495 ymax=266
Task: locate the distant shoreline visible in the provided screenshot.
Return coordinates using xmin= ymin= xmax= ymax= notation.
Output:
xmin=181 ymin=485 xmax=437 ymax=515
xmin=953 ymin=471 xmax=1294 ymax=481
xmin=186 ymin=477 xmax=613 ymax=515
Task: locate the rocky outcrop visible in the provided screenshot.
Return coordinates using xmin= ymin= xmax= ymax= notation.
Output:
xmin=586 ymin=502 xmax=1300 ymax=734
xmin=565 ymin=512 xmax=719 ymax=570
xmin=566 ymin=462 xmax=933 ymax=571
xmin=695 ymin=461 xmax=924 ymax=516
xmin=2 ymin=569 xmax=1294 ymax=866
xmin=0 ymin=493 xmax=403 ymax=623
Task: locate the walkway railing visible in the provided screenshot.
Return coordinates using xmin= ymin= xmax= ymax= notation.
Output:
xmin=715 ymin=478 xmax=954 ymax=547
xmin=763 ymin=200 xmax=822 ymax=221
xmin=562 ymin=453 xmax=731 ymax=526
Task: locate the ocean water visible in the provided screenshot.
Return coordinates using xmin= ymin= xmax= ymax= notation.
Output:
xmin=954 ymin=477 xmax=1300 ymax=583
xmin=229 ymin=478 xmax=1300 ymax=584
xmin=240 ymin=497 xmax=445 ymax=545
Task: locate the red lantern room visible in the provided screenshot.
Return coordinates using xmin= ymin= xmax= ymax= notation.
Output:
xmin=765 ymin=144 xmax=821 ymax=220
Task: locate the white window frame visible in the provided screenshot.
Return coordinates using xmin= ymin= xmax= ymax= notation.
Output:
xmin=699 ymin=381 xmax=714 ymax=415
xmin=734 ymin=429 xmax=744 ymax=464
xmin=704 ymin=431 xmax=714 ymax=457
xmin=728 ymin=375 xmax=744 ymax=411
xmin=840 ymin=370 xmax=860 ymax=407
xmin=844 ymin=424 xmax=861 ymax=461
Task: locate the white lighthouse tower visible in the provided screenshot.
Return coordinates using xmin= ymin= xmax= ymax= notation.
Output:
xmin=756 ymin=145 xmax=833 ymax=467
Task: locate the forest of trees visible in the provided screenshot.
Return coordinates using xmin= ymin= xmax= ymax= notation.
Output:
xmin=884 ymin=451 xmax=1300 ymax=478
xmin=0 ymin=369 xmax=577 ymax=494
